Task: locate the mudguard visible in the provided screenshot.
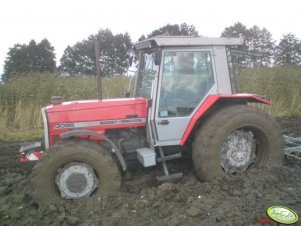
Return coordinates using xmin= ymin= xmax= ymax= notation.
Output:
xmin=60 ymin=129 xmax=127 ymax=171
xmin=180 ymin=94 xmax=272 ymax=146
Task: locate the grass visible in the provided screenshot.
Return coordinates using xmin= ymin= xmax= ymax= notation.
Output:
xmin=0 ymin=66 xmax=300 ymax=141
xmin=237 ymin=66 xmax=301 ymax=116
xmin=0 ymin=73 xmax=132 ymax=141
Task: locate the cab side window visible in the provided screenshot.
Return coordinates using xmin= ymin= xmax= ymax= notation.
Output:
xmin=158 ymin=51 xmax=215 ymax=117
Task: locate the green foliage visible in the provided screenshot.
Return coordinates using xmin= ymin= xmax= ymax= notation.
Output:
xmin=237 ymin=66 xmax=301 ymax=116
xmin=0 ymin=66 xmax=300 ymax=141
xmin=59 ymin=29 xmax=133 ymax=76
xmin=221 ymin=22 xmax=249 ymax=41
xmin=274 ymin=33 xmax=301 ymax=66
xmin=139 ymin=23 xmax=199 ymax=41
xmin=221 ymin=22 xmax=275 ymax=66
xmin=3 ymin=39 xmax=56 ymax=81
xmin=0 ymin=73 xmax=131 ymax=141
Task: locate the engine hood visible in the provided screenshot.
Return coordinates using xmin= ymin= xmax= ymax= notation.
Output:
xmin=46 ymin=98 xmax=148 ymax=113
xmin=44 ymin=98 xmax=148 ymax=146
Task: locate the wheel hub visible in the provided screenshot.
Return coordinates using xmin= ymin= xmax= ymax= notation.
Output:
xmin=55 ymin=163 xmax=99 ymax=199
xmin=220 ymin=130 xmax=256 ymax=174
xmin=66 ymin=173 xmax=87 ymax=193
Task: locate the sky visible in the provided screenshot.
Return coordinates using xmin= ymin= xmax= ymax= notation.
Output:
xmin=1 ymin=0 xmax=301 ymax=74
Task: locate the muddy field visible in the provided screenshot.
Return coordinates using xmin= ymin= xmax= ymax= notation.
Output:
xmin=0 ymin=117 xmax=300 ymax=226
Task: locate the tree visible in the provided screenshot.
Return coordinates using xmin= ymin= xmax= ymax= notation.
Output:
xmin=36 ymin=39 xmax=56 ymax=72
xmin=221 ymin=22 xmax=275 ymax=66
xmin=139 ymin=23 xmax=199 ymax=41
xmin=60 ymin=29 xmax=132 ymax=76
xmin=59 ymin=39 xmax=95 ymax=75
xmin=221 ymin=22 xmax=249 ymax=41
xmin=274 ymin=33 xmax=301 ymax=66
xmin=248 ymin=26 xmax=275 ymax=65
xmin=3 ymin=39 xmax=56 ymax=80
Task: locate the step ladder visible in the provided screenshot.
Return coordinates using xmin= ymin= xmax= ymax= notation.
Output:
xmin=156 ymin=147 xmax=183 ymax=182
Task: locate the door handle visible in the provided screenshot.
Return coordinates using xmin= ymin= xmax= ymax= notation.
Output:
xmin=158 ymin=120 xmax=169 ymax=125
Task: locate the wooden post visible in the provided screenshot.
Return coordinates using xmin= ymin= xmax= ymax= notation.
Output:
xmin=95 ymin=33 xmax=102 ymax=100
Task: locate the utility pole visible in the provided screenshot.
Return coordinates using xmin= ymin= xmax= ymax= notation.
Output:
xmin=95 ymin=32 xmax=102 ymax=99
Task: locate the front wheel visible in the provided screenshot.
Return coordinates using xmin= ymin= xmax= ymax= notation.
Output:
xmin=192 ymin=105 xmax=283 ymax=181
xmin=31 ymin=140 xmax=121 ymax=207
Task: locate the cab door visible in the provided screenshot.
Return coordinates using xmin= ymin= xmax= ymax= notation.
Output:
xmin=153 ymin=49 xmax=217 ymax=145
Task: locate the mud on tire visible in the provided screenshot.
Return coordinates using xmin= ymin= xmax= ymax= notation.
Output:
xmin=31 ymin=140 xmax=121 ymax=207
xmin=192 ymin=105 xmax=283 ymax=182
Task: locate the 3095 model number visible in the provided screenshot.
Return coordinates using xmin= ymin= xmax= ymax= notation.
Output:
xmin=55 ymin=123 xmax=75 ymax=129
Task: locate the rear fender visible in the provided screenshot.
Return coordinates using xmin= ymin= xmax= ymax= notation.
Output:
xmin=180 ymin=94 xmax=271 ymax=146
xmin=60 ymin=129 xmax=127 ymax=171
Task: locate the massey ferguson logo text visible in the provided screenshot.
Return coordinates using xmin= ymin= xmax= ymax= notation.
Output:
xmin=55 ymin=118 xmax=146 ymax=129
xmin=99 ymin=118 xmax=144 ymax=125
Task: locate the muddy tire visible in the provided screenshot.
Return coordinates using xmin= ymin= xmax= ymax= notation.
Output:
xmin=192 ymin=105 xmax=283 ymax=181
xmin=31 ymin=140 xmax=121 ymax=207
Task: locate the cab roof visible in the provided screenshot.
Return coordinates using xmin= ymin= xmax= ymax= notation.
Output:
xmin=134 ymin=36 xmax=244 ymax=50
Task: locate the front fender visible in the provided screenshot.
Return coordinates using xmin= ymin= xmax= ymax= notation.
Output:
xmin=60 ymin=129 xmax=127 ymax=171
xmin=180 ymin=94 xmax=271 ymax=146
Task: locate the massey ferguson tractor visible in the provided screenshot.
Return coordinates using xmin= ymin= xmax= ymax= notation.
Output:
xmin=21 ymin=36 xmax=283 ymax=206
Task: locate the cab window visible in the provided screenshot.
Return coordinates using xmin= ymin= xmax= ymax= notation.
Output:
xmin=158 ymin=51 xmax=215 ymax=117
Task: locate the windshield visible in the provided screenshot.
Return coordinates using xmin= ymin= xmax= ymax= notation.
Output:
xmin=135 ymin=52 xmax=157 ymax=99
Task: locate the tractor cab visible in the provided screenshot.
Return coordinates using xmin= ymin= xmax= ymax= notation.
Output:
xmin=134 ymin=36 xmax=244 ymax=147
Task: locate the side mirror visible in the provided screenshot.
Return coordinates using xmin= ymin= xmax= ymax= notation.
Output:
xmin=124 ymin=91 xmax=130 ymax=98
xmin=154 ymin=50 xmax=162 ymax=66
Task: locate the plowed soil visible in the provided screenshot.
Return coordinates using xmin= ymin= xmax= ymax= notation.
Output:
xmin=0 ymin=117 xmax=300 ymax=226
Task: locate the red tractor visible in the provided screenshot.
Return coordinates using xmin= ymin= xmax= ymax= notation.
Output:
xmin=24 ymin=36 xmax=283 ymax=206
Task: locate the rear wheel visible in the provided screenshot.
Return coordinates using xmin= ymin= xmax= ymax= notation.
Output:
xmin=31 ymin=140 xmax=121 ymax=207
xmin=192 ymin=105 xmax=283 ymax=181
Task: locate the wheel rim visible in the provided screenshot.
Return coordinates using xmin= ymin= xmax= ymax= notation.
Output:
xmin=55 ymin=162 xmax=99 ymax=199
xmin=220 ymin=129 xmax=256 ymax=174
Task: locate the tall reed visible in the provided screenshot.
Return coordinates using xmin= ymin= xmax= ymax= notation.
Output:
xmin=0 ymin=67 xmax=300 ymax=141
xmin=237 ymin=66 xmax=301 ymax=116
xmin=0 ymin=73 xmax=131 ymax=140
